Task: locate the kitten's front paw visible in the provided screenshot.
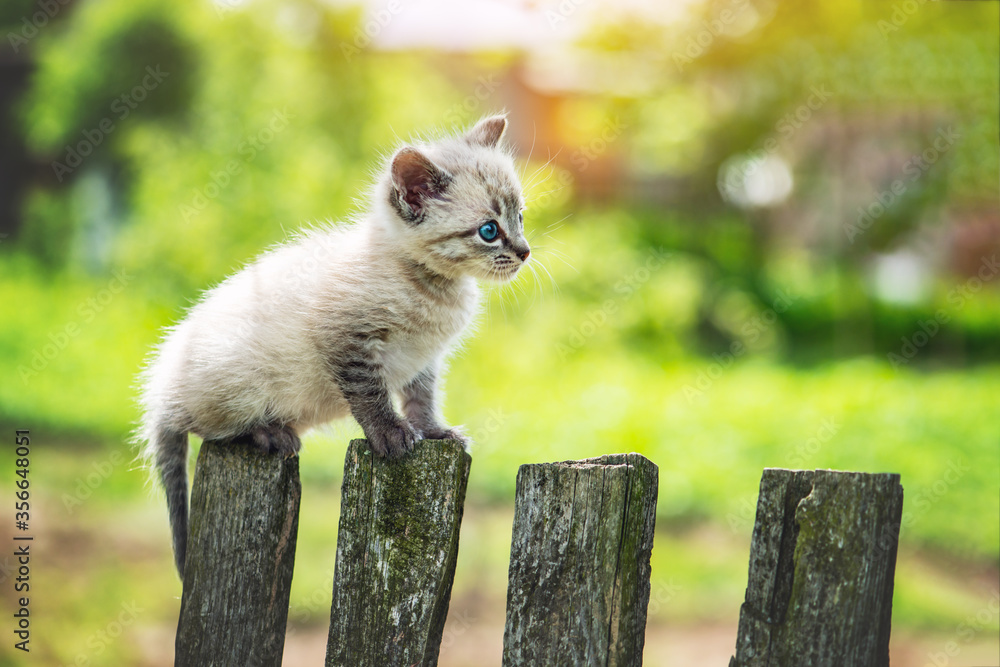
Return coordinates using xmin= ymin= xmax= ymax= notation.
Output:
xmin=366 ymin=420 xmax=420 ymax=459
xmin=421 ymin=424 xmax=470 ymax=448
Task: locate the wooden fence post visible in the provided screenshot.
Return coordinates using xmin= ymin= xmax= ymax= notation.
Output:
xmin=325 ymin=439 xmax=471 ymax=667
xmin=503 ymin=453 xmax=658 ymax=667
xmin=730 ymin=468 xmax=904 ymax=667
xmin=175 ymin=439 xmax=301 ymax=666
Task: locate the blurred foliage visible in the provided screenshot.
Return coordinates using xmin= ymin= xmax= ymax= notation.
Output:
xmin=2 ymin=0 xmax=995 ymax=357
xmin=0 ymin=0 xmax=998 ymax=661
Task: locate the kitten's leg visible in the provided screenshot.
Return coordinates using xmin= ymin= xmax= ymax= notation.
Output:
xmin=236 ymin=421 xmax=301 ymax=457
xmin=401 ymin=366 xmax=469 ymax=446
xmin=332 ymin=338 xmax=419 ymax=458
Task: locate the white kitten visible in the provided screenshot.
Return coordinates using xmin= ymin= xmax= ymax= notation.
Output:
xmin=137 ymin=115 xmax=529 ymax=575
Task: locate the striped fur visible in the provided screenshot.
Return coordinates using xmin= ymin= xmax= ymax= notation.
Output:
xmin=137 ymin=115 xmax=528 ymax=576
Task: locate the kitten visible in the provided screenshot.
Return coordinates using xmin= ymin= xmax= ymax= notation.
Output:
xmin=137 ymin=115 xmax=529 ymax=576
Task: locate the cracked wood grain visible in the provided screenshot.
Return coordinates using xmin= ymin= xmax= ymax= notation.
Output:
xmin=503 ymin=453 xmax=659 ymax=667
xmin=730 ymin=468 xmax=904 ymax=667
xmin=175 ymin=439 xmax=301 ymax=666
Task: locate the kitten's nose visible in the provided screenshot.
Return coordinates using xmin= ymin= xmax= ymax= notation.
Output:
xmin=516 ymin=248 xmax=530 ymax=262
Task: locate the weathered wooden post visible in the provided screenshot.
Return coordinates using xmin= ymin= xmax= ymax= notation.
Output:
xmin=730 ymin=468 xmax=904 ymax=667
xmin=503 ymin=453 xmax=659 ymax=667
xmin=325 ymin=439 xmax=471 ymax=667
xmin=175 ymin=439 xmax=301 ymax=666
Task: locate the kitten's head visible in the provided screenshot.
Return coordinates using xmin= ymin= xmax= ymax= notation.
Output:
xmin=380 ymin=114 xmax=529 ymax=282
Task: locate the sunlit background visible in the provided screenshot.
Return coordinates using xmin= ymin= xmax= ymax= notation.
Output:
xmin=1 ymin=0 xmax=998 ymax=664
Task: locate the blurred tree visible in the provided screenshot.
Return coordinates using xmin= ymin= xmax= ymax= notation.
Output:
xmin=577 ymin=0 xmax=999 ymax=360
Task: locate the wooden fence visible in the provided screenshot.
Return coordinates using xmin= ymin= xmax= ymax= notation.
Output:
xmin=173 ymin=439 xmax=902 ymax=666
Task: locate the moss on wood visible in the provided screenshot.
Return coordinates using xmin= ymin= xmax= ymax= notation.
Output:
xmin=325 ymin=439 xmax=471 ymax=667
xmin=730 ymin=468 xmax=903 ymax=667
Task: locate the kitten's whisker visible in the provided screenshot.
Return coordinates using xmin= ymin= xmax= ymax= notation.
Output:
xmin=532 ymin=241 xmax=572 ymax=257
xmin=525 ymin=213 xmax=572 ymax=241
xmin=481 ymin=283 xmax=496 ymax=329
xmin=497 ymin=280 xmax=508 ymax=321
xmin=528 ymin=226 xmax=565 ymax=244
xmin=519 ymin=271 xmax=535 ymax=310
xmin=486 ymin=267 xmax=509 ymax=322
xmin=534 ymin=247 xmax=576 ymax=276
xmin=531 ymin=221 xmax=567 ymax=237
xmin=509 ymin=276 xmax=525 ymax=306
xmin=539 ymin=253 xmax=574 ymax=274
xmin=522 ymin=149 xmax=563 ymax=193
xmin=517 ymin=123 xmax=539 ymax=184
xmin=525 ymin=184 xmax=569 ymax=204
xmin=528 ymin=233 xmax=567 ymax=249
xmin=531 ymin=256 xmax=561 ymax=295
xmin=525 ymin=261 xmax=545 ymax=306
xmin=545 ymin=213 xmax=573 ymax=228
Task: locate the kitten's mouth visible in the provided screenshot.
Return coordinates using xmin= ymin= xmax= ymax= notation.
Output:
xmin=491 ymin=263 xmax=521 ymax=281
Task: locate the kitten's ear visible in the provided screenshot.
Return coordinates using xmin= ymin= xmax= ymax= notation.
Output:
xmin=390 ymin=147 xmax=451 ymax=221
xmin=465 ymin=114 xmax=508 ymax=148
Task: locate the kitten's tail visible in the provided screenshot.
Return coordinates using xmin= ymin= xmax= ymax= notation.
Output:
xmin=151 ymin=425 xmax=189 ymax=578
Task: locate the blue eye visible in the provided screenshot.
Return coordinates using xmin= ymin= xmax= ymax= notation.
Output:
xmin=479 ymin=221 xmax=499 ymax=242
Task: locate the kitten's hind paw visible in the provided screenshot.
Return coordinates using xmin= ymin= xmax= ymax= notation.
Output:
xmin=239 ymin=422 xmax=302 ymax=457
